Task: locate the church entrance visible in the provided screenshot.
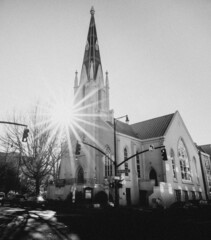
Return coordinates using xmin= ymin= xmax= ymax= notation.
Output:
xmin=77 ymin=166 xmax=85 ymax=184
xmin=139 ymin=190 xmax=148 ymax=207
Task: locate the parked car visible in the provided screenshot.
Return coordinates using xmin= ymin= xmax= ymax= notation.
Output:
xmin=10 ymin=194 xmax=26 ymax=207
xmin=24 ymin=195 xmax=46 ymax=209
xmin=0 ymin=192 xmax=5 ymax=206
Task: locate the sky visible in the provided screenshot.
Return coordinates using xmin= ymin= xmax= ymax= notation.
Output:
xmin=0 ymin=0 xmax=211 ymax=145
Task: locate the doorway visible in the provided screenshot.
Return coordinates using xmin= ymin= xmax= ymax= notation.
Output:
xmin=139 ymin=190 xmax=148 ymax=207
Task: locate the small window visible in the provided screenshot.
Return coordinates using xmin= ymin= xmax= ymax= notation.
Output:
xmin=175 ymin=189 xmax=181 ymax=202
xmin=198 ymin=192 xmax=202 ymax=200
xmin=191 ymin=191 xmax=196 ymax=200
xmin=183 ymin=190 xmax=189 ymax=202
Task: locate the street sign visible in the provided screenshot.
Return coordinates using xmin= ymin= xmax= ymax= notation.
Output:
xmin=149 ymin=144 xmax=154 ymax=151
xmin=117 ymin=169 xmax=130 ymax=174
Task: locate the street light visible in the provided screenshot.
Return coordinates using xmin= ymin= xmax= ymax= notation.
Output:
xmin=113 ymin=115 xmax=129 ymax=207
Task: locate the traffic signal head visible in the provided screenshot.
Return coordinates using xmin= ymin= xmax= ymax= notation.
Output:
xmin=22 ymin=128 xmax=29 ymax=142
xmin=161 ymin=148 xmax=168 ymax=161
xmin=75 ymin=141 xmax=81 ymax=155
xmin=117 ymin=182 xmax=123 ymax=188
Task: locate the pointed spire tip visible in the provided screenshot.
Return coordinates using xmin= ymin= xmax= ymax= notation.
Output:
xmin=90 ymin=6 xmax=95 ymax=15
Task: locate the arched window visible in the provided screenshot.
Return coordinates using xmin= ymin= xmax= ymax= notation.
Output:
xmin=193 ymin=157 xmax=199 ymax=184
xmin=77 ymin=166 xmax=84 ymax=183
xmin=178 ymin=139 xmax=191 ymax=181
xmin=149 ymin=168 xmax=158 ymax=186
xmin=136 ymin=152 xmax=141 ymax=178
xmin=124 ymin=148 xmax=129 ymax=176
xmin=105 ymin=146 xmax=112 ymax=177
xmin=171 ymin=149 xmax=177 ymax=180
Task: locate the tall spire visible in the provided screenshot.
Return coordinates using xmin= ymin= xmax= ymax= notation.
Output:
xmin=83 ymin=7 xmax=101 ymax=80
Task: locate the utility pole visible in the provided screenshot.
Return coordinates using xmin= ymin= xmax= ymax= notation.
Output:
xmin=113 ymin=115 xmax=129 ymax=207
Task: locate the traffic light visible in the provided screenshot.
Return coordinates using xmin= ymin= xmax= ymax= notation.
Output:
xmin=22 ymin=128 xmax=29 ymax=142
xmin=75 ymin=141 xmax=81 ymax=155
xmin=161 ymin=148 xmax=168 ymax=161
xmin=117 ymin=182 xmax=123 ymax=188
xmin=109 ymin=183 xmax=114 ymax=188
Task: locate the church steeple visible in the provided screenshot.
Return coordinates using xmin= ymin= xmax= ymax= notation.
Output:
xmin=83 ymin=6 xmax=101 ymax=80
xmin=74 ymin=7 xmax=112 ymax=121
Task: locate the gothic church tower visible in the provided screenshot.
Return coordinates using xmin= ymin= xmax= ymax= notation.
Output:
xmin=58 ymin=7 xmax=113 ymax=200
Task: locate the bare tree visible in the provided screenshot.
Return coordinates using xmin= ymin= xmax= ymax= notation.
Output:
xmin=0 ymin=105 xmax=62 ymax=196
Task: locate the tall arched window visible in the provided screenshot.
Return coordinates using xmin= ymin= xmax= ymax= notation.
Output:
xmin=171 ymin=149 xmax=177 ymax=180
xmin=178 ymin=139 xmax=191 ymax=181
xmin=193 ymin=157 xmax=199 ymax=184
xmin=124 ymin=148 xmax=129 ymax=176
xmin=105 ymin=146 xmax=112 ymax=177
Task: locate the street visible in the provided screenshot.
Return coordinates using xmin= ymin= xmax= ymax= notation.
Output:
xmin=1 ymin=206 xmax=211 ymax=240
xmin=56 ymin=207 xmax=211 ymax=240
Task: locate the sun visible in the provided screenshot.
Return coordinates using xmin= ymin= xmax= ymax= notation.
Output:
xmin=48 ymin=96 xmax=77 ymax=132
xmin=43 ymin=87 xmax=106 ymax=155
xmin=50 ymin=102 xmax=74 ymax=128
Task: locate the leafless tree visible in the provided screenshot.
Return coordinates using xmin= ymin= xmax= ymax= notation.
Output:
xmin=0 ymin=105 xmax=62 ymax=196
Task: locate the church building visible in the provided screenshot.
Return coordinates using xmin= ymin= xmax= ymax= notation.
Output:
xmin=47 ymin=8 xmax=208 ymax=208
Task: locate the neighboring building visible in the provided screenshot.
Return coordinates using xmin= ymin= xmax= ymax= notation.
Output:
xmin=47 ymin=8 xmax=206 ymax=208
xmin=0 ymin=152 xmax=20 ymax=193
xmin=198 ymin=145 xmax=211 ymax=200
xmin=200 ymin=144 xmax=211 ymax=157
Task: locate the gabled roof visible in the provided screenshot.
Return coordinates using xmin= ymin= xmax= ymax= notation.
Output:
xmin=199 ymin=144 xmax=211 ymax=156
xmin=106 ymin=113 xmax=175 ymax=140
xmin=131 ymin=113 xmax=174 ymax=140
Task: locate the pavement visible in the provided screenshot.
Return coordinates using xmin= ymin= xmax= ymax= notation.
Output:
xmin=0 ymin=207 xmax=74 ymax=240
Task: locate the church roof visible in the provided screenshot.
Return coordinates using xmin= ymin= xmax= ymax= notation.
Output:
xmin=107 ymin=113 xmax=175 ymax=140
xmin=83 ymin=7 xmax=101 ymax=80
xmin=130 ymin=113 xmax=175 ymax=140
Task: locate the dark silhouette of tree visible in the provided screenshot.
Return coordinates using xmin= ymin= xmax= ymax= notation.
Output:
xmin=0 ymin=105 xmax=62 ymax=196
